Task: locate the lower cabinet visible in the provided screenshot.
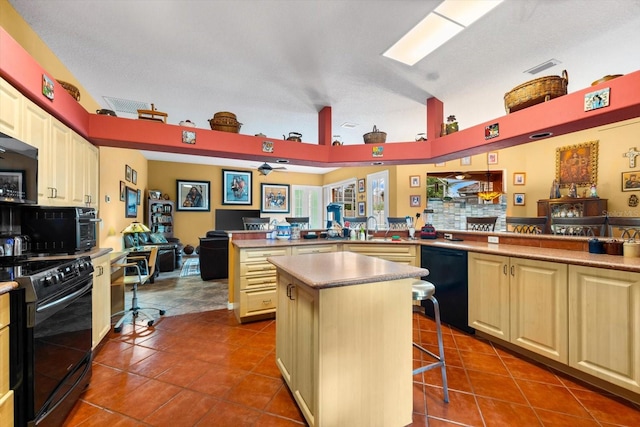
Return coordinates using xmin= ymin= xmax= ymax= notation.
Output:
xmin=234 ymin=246 xmax=290 ymax=323
xmin=568 ymin=265 xmax=640 ymax=394
xmin=92 ymin=254 xmax=112 ymax=348
xmin=468 ymin=253 xmax=568 ymax=363
xmin=275 ymin=270 xmax=413 ymax=427
xmin=0 ymin=293 xmax=13 ymax=426
xmin=342 ymin=243 xmax=417 ymax=265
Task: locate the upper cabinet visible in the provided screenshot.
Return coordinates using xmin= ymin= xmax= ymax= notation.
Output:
xmin=1 ymin=77 xmax=99 ymax=207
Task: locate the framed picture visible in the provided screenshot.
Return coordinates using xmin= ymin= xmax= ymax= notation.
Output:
xmin=125 ymin=186 xmax=137 ymax=218
xmin=261 ymin=183 xmax=290 ymax=213
xmin=182 ymin=130 xmax=196 ymax=144
xmin=137 ymin=189 xmax=141 ymax=205
xmin=556 ymin=140 xmax=598 ymax=188
xmin=125 ymin=165 xmax=132 ymax=182
xmin=358 ymin=178 xmax=365 ymax=193
xmin=119 ymin=180 xmax=125 ymax=201
xmin=584 ymin=88 xmax=610 ymax=112
xmin=485 ymin=123 xmax=499 ymax=140
xmin=621 ymin=171 xmax=640 ymax=191
xmin=42 ymin=74 xmax=54 ymax=100
xmin=488 ymin=152 xmax=498 ymax=165
xmin=0 ymin=171 xmax=25 ymax=197
xmin=410 ymin=195 xmax=421 ymax=207
xmin=460 ymin=156 xmax=471 ymax=166
xmin=410 ymin=175 xmax=420 ymax=188
xmin=132 ymin=169 xmax=137 ymax=185
xmin=177 ymin=180 xmax=211 ymax=211
xmin=514 ymin=193 xmax=526 ymax=206
xmin=358 ymin=202 xmax=366 ymax=216
xmin=222 ymin=169 xmax=252 ymax=205
xmin=513 ymin=172 xmax=526 ymax=185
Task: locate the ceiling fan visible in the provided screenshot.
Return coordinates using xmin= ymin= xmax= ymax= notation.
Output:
xmin=257 ymin=162 xmax=287 ymax=176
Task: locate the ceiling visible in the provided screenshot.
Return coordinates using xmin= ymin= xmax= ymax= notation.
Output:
xmin=8 ymin=0 xmax=640 ymax=174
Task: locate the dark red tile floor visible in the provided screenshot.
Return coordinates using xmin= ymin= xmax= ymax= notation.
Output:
xmin=63 ymin=310 xmax=640 ymax=426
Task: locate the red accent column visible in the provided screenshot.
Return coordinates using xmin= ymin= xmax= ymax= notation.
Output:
xmin=426 ymin=97 xmax=444 ymax=142
xmin=318 ymin=106 xmax=332 ymax=146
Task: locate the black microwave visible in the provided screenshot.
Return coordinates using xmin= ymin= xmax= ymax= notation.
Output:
xmin=21 ymin=206 xmax=100 ymax=254
xmin=0 ymin=133 xmax=38 ymax=205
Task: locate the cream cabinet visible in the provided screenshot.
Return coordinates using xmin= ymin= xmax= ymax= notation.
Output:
xmin=468 ymin=253 xmax=568 ymax=363
xmin=92 ymin=254 xmax=112 ymax=349
xmin=290 ymin=243 xmax=338 ymax=255
xmin=71 ymin=131 xmax=99 ymax=207
xmin=275 ymin=269 xmax=413 ymax=427
xmin=0 ymin=77 xmax=22 ymax=138
xmin=233 ymin=246 xmax=290 ymax=323
xmin=568 ymin=265 xmax=640 ymax=394
xmin=341 ymin=243 xmax=418 ymax=266
xmin=0 ymin=293 xmax=14 ymax=427
xmin=2 ymin=79 xmax=98 ymax=207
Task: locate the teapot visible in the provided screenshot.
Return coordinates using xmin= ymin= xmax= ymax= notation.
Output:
xmin=284 ymin=132 xmax=302 ymax=142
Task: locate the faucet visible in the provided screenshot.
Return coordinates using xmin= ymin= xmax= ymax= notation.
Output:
xmin=366 ymin=216 xmax=378 ymax=240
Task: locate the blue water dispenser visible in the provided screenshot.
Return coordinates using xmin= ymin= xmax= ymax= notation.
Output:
xmin=326 ymin=203 xmax=342 ymax=228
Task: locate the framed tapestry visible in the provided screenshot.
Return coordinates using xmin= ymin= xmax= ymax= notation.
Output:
xmin=555 ymin=140 xmax=598 ymax=188
xmin=222 ymin=169 xmax=252 ymax=205
xmin=177 ymin=180 xmax=210 ymax=211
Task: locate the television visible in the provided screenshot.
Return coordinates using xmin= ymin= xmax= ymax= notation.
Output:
xmin=215 ymin=209 xmax=261 ymax=231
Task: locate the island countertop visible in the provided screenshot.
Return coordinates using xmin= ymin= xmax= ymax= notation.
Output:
xmin=267 ymin=251 xmax=428 ymax=289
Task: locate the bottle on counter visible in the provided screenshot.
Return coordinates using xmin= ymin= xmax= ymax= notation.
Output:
xmin=359 ymin=225 xmax=365 ymax=241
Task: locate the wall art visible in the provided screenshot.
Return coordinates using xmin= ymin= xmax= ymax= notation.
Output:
xmin=119 ymin=180 xmax=126 ymax=201
xmin=622 ymin=171 xmax=640 ymax=192
xmin=513 ymin=172 xmax=526 ymax=185
xmin=125 ymin=165 xmax=132 ymax=182
xmin=556 ymin=140 xmax=598 ymax=188
xmin=182 ymin=130 xmax=196 ymax=144
xmin=125 ymin=186 xmax=137 ymax=218
xmin=177 ymin=179 xmax=211 ymax=211
xmin=42 ymin=74 xmax=54 ymax=100
xmin=222 ymin=169 xmax=252 ymax=205
xmin=410 ymin=195 xmax=421 ymax=207
xmin=358 ymin=178 xmax=365 ymax=193
xmin=261 ymin=183 xmax=290 ymax=213
xmin=410 ymin=175 xmax=420 ymax=188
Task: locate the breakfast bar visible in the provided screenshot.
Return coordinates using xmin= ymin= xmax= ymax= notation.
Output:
xmin=268 ymin=251 xmax=428 ymax=427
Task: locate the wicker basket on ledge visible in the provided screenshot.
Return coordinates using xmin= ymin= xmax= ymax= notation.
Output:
xmin=504 ymin=70 xmax=568 ymax=113
xmin=363 ymin=125 xmax=387 ymax=144
xmin=56 ymin=80 xmax=80 ymax=101
xmin=209 ymin=111 xmax=242 ymax=133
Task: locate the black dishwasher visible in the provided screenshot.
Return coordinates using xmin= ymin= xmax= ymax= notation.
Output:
xmin=420 ymin=246 xmax=474 ymax=334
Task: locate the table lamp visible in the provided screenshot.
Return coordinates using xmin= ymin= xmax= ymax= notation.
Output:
xmin=122 ymin=221 xmax=151 ymax=248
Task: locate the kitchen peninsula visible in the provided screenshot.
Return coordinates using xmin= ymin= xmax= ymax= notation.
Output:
xmin=268 ymin=251 xmax=428 ymax=427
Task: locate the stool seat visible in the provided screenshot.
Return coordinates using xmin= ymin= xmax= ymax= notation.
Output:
xmin=412 ymin=281 xmax=435 ymax=300
xmin=412 ymin=280 xmax=449 ymax=403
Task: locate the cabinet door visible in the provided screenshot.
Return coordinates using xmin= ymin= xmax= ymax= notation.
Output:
xmin=293 ymin=283 xmax=317 ymax=424
xmin=0 ymin=77 xmax=22 ymax=138
xmin=22 ymin=98 xmax=50 ymax=202
xmin=468 ymin=252 xmax=510 ymax=339
xmin=49 ymin=117 xmax=71 ymax=204
xmin=92 ymin=254 xmax=111 ymax=349
xmin=510 ymin=258 xmax=568 ymax=362
xmin=86 ymin=142 xmax=99 ymax=206
xmin=276 ymin=274 xmax=295 ymax=385
xmin=71 ymin=131 xmax=88 ymax=205
xmin=568 ymin=265 xmax=640 ymax=393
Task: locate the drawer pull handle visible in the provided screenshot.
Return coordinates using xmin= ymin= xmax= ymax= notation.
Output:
xmin=262 ymin=299 xmax=272 ymax=305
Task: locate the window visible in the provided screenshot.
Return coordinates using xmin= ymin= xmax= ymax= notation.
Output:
xmin=367 ymin=170 xmax=388 ymax=227
xmin=291 ymin=185 xmax=322 ymax=229
xmin=323 ymin=178 xmax=357 ymax=225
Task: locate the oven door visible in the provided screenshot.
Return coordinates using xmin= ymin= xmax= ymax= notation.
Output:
xmin=27 ymin=276 xmax=93 ymax=426
xmin=77 ymin=218 xmax=99 ymax=251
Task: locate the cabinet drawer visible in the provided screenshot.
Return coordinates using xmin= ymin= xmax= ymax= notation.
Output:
xmin=0 ymin=294 xmax=8 ymax=328
xmin=343 ymin=244 xmax=416 ymax=257
xmin=291 ymin=244 xmax=338 ymax=255
xmin=239 ymin=288 xmax=277 ymax=317
xmin=240 ymin=261 xmax=277 ymax=277
xmin=1 ymin=326 xmax=8 ymax=395
xmin=240 ymin=275 xmax=277 ymax=290
xmin=240 ymin=247 xmax=290 ymax=263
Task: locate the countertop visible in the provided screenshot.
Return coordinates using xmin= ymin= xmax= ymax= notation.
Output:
xmin=0 ymin=248 xmax=114 ymax=294
xmin=234 ymin=235 xmax=640 ymax=273
xmin=267 ymin=251 xmax=428 ymax=289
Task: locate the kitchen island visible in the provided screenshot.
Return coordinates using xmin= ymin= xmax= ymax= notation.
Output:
xmin=268 ymin=251 xmax=428 ymax=427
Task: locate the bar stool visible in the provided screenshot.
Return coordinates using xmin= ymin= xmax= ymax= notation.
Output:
xmin=412 ymin=280 xmax=449 ymax=403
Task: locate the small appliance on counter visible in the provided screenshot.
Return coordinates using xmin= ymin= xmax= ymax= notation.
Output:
xmin=21 ymin=206 xmax=100 ymax=254
xmin=0 ymin=234 xmax=30 ymax=258
xmin=420 ymin=224 xmax=437 ymax=239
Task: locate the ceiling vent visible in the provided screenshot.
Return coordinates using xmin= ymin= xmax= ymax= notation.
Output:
xmin=524 ymin=59 xmax=561 ymax=75
xmin=102 ymin=96 xmax=151 ymax=115
xmin=340 ymin=122 xmax=359 ymax=129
